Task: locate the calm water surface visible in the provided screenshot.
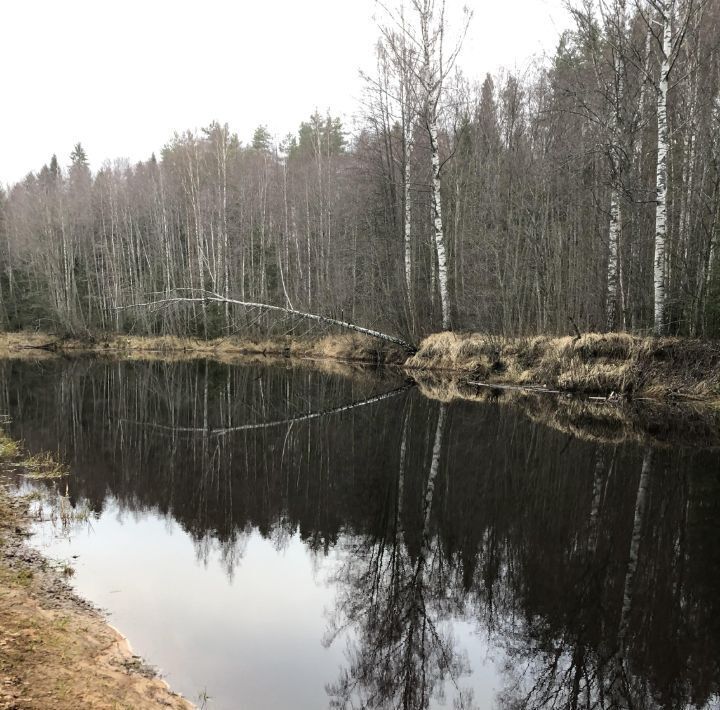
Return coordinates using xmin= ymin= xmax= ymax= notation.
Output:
xmin=2 ymin=358 xmax=719 ymax=709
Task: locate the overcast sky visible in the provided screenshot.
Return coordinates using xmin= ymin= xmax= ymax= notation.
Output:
xmin=1 ymin=0 xmax=571 ymax=186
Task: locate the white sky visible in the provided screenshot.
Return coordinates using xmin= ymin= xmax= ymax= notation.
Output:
xmin=0 ymin=0 xmax=571 ymax=186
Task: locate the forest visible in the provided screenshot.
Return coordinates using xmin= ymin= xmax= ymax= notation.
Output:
xmin=1 ymin=0 xmax=719 ymax=343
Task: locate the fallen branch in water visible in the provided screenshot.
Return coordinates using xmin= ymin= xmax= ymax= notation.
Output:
xmin=116 ymin=291 xmax=416 ymax=353
xmin=15 ymin=342 xmax=59 ymax=352
xmin=466 ymin=380 xmax=561 ymax=395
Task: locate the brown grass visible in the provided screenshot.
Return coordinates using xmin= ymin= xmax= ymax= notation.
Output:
xmin=0 ymin=427 xmax=69 ymax=481
xmin=407 ymin=331 xmax=720 ymax=402
xmin=0 ymin=331 xmax=407 ymax=367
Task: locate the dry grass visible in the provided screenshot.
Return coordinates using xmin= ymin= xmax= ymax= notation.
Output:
xmin=0 ymin=430 xmax=21 ymax=458
xmin=407 ymin=331 xmax=720 ymax=401
xmin=0 ymin=331 xmax=407 ymax=366
xmin=0 ymin=427 xmax=68 ymax=480
xmin=294 ymin=333 xmax=407 ymax=364
xmin=21 ymin=452 xmax=69 ymax=480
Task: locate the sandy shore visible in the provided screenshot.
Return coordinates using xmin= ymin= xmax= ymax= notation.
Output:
xmin=0 ymin=434 xmax=193 ymax=710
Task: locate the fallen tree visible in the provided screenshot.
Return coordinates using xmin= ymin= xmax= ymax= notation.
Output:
xmin=117 ymin=291 xmax=417 ymax=353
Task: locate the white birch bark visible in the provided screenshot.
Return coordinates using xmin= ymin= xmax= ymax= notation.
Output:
xmin=588 ymin=449 xmax=607 ymax=554
xmin=429 ymin=117 xmax=451 ymax=330
xmin=138 ymin=383 xmax=412 ymax=435
xmin=607 ymin=189 xmax=621 ymax=331
xmin=417 ymin=0 xmax=461 ymax=332
xmin=654 ymin=2 xmax=673 ymax=335
xmin=423 ymin=403 xmax=446 ymax=531
xmin=403 ymin=112 xmax=413 ymax=302
xmin=606 ymin=0 xmax=627 ymax=332
xmin=397 ymin=403 xmax=411 ymax=525
xmin=119 ymin=292 xmax=417 ymax=351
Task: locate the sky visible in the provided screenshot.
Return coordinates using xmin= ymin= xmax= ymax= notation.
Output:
xmin=0 ymin=0 xmax=572 ymax=187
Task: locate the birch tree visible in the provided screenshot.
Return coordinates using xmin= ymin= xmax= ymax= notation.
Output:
xmin=385 ymin=11 xmax=420 ymax=319
xmin=652 ymin=0 xmax=674 ymax=335
xmin=415 ymin=0 xmax=470 ymax=330
xmin=604 ymin=0 xmax=629 ymax=331
xmin=378 ymin=0 xmax=471 ymax=331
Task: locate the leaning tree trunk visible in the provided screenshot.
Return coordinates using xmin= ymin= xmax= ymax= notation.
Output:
xmin=120 ymin=292 xmax=417 ymax=352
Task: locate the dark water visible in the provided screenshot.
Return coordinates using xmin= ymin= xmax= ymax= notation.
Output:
xmin=2 ymin=358 xmax=720 ymax=710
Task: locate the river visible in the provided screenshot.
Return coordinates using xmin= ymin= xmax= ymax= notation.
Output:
xmin=2 ymin=357 xmax=719 ymax=709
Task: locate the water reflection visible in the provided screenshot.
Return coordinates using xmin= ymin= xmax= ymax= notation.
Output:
xmin=1 ymin=359 xmax=719 ymax=709
xmin=324 ymin=402 xmax=478 ymax=709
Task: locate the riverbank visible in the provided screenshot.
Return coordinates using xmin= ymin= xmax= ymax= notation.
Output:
xmin=406 ymin=331 xmax=720 ymax=403
xmin=0 ymin=332 xmax=407 ymax=365
xmin=1 ymin=330 xmax=719 ymax=404
xmin=0 ymin=427 xmax=192 ymax=710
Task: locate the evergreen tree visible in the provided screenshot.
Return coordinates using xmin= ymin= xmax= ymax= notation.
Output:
xmin=70 ymin=142 xmax=88 ymax=167
xmin=252 ymin=125 xmax=272 ymax=152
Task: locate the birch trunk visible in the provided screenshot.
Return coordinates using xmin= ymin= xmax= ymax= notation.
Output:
xmin=429 ymin=118 xmax=451 ymax=330
xmin=588 ymin=448 xmax=607 ymax=554
xmin=120 ymin=292 xmax=417 ymax=351
xmin=403 ymin=122 xmax=413 ymax=304
xmin=423 ymin=403 xmax=446 ymax=532
xmin=142 ymin=384 xmax=412 ymax=435
xmin=607 ymin=188 xmax=621 ymax=331
xmin=606 ymin=0 xmax=627 ymax=332
xmin=654 ymin=2 xmax=673 ymax=335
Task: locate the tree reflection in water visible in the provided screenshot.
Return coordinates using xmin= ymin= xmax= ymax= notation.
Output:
xmin=1 ymin=359 xmax=719 ymax=709
xmin=324 ymin=402 xmax=476 ymax=709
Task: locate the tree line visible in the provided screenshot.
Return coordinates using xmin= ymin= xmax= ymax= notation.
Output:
xmin=1 ymin=0 xmax=719 ymax=340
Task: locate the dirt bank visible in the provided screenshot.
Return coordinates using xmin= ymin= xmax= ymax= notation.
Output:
xmin=0 ymin=429 xmax=192 ymax=710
